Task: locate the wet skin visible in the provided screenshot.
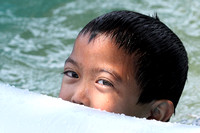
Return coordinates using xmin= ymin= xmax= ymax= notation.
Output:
xmin=59 ymin=34 xmax=151 ymax=118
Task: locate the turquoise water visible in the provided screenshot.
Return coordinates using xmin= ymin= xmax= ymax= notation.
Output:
xmin=0 ymin=0 xmax=200 ymax=124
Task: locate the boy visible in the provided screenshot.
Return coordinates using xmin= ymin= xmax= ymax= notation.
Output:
xmin=59 ymin=10 xmax=188 ymax=122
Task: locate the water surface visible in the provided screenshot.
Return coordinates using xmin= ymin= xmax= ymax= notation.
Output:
xmin=0 ymin=0 xmax=200 ymax=125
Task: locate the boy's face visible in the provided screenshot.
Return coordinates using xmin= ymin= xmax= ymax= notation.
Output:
xmin=59 ymin=34 xmax=151 ymax=118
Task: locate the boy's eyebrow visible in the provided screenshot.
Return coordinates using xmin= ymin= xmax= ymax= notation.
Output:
xmin=98 ymin=69 xmax=122 ymax=83
xmin=65 ymin=57 xmax=77 ymax=66
xmin=65 ymin=57 xmax=122 ymax=82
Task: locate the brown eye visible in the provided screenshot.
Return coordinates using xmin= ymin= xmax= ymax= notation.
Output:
xmin=97 ymin=79 xmax=113 ymax=87
xmin=63 ymin=71 xmax=79 ymax=78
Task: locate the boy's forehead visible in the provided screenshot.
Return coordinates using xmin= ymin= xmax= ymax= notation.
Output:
xmin=72 ymin=33 xmax=137 ymax=74
xmin=74 ymin=33 xmax=137 ymax=64
xmin=77 ymin=32 xmax=116 ymax=45
xmin=74 ymin=34 xmax=113 ymax=53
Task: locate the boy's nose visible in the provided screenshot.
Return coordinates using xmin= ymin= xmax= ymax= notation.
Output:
xmin=71 ymin=87 xmax=90 ymax=106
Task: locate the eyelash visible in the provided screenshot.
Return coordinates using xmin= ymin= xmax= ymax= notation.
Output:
xmin=62 ymin=70 xmax=79 ymax=78
xmin=62 ymin=71 xmax=114 ymax=87
xmin=97 ymin=79 xmax=114 ymax=87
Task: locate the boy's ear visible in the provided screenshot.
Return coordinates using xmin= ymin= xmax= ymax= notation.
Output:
xmin=148 ymin=100 xmax=174 ymax=122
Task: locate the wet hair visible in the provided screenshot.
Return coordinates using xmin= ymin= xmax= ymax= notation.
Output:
xmin=79 ymin=10 xmax=188 ymax=109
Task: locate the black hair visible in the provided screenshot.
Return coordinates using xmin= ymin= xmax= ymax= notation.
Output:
xmin=79 ymin=10 xmax=188 ymax=109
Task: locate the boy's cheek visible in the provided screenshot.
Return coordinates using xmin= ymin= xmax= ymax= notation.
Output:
xmin=59 ymin=83 xmax=73 ymax=101
xmin=89 ymin=93 xmax=121 ymax=112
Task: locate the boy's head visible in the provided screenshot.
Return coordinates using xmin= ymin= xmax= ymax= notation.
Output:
xmin=59 ymin=10 xmax=188 ymax=122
